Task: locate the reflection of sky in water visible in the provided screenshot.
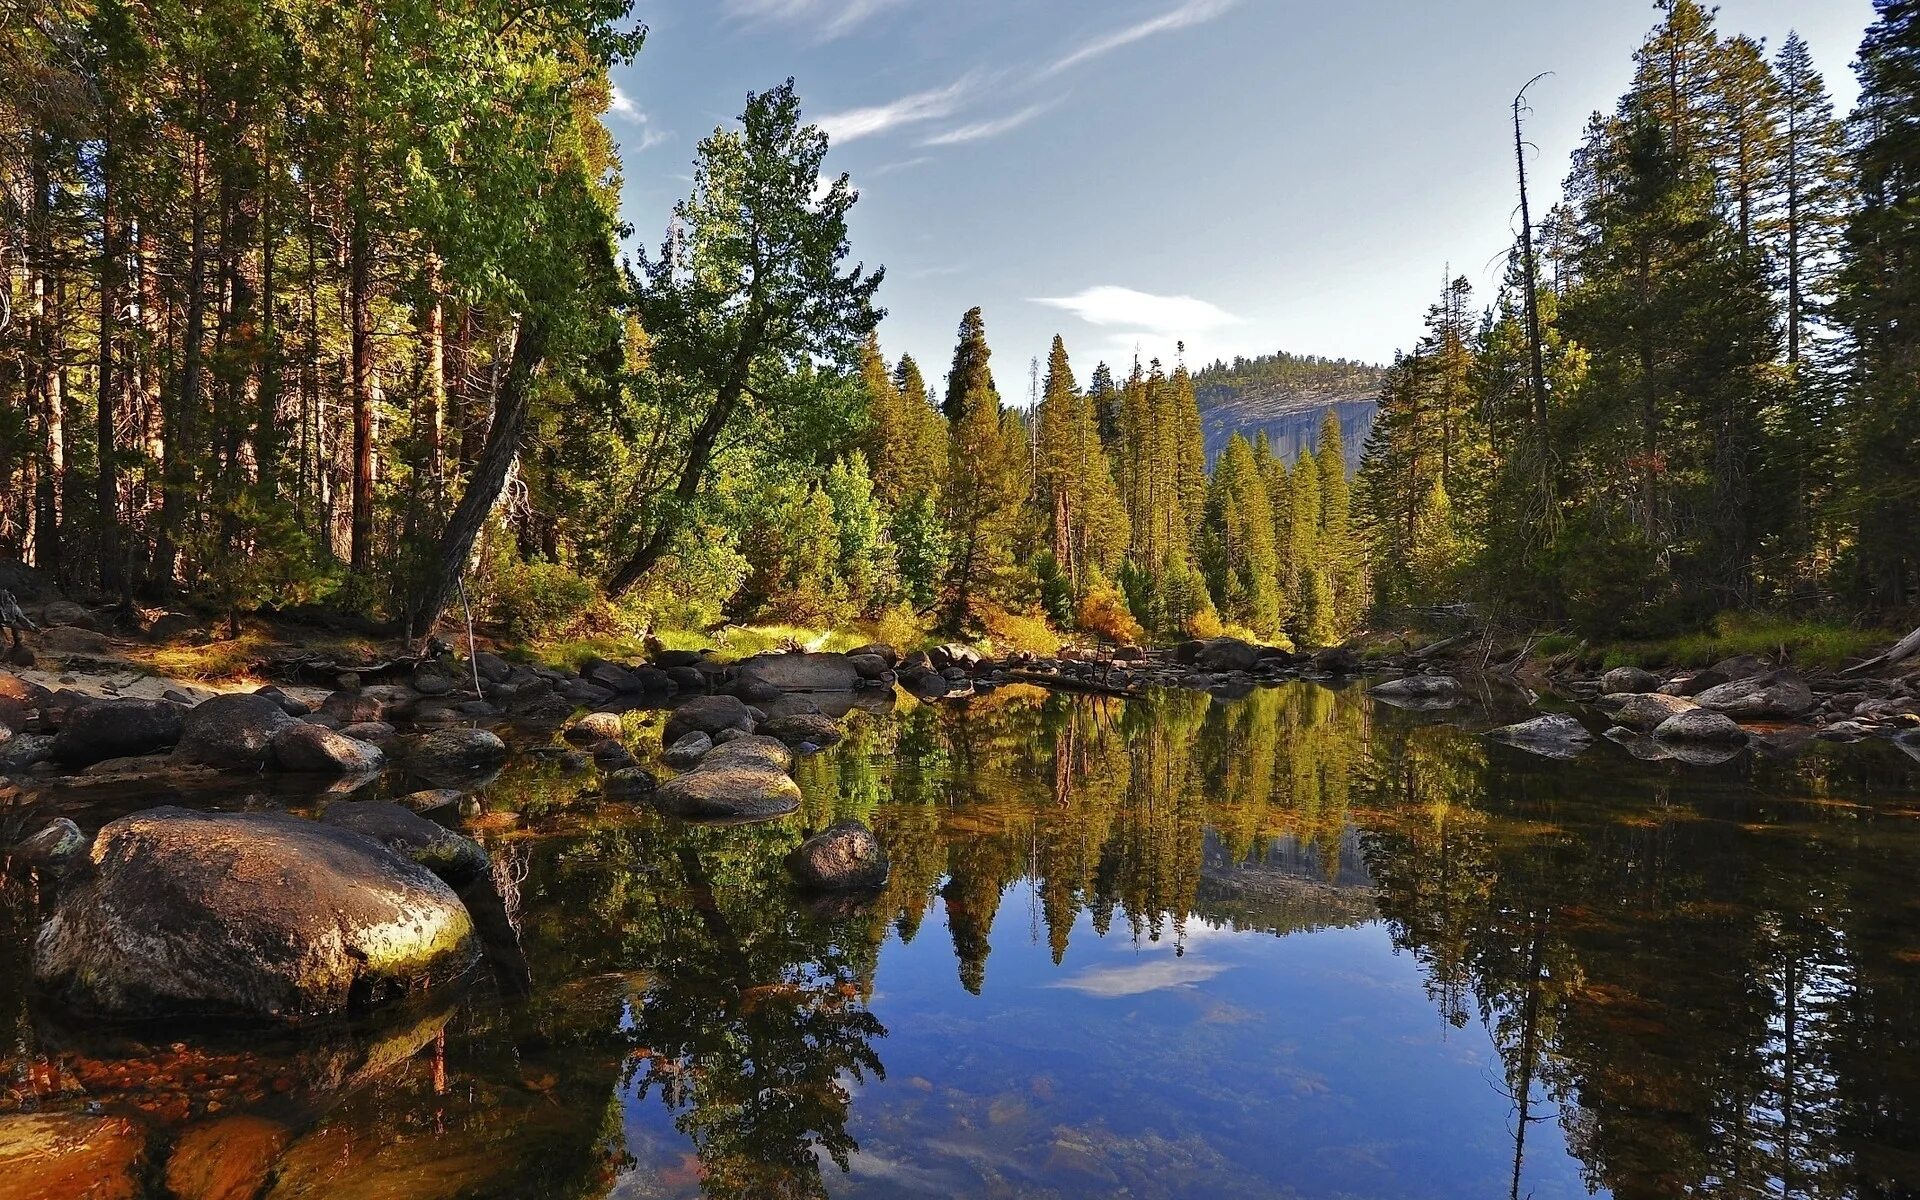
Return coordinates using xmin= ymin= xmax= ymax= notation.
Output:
xmin=618 ymin=887 xmax=1598 ymax=1199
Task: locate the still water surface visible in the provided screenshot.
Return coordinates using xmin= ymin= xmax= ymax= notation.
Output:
xmin=6 ymin=681 xmax=1920 ymax=1198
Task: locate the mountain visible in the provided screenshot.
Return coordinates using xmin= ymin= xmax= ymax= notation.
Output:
xmin=1192 ymin=351 xmax=1384 ymax=473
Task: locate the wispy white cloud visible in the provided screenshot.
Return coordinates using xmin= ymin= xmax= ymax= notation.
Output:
xmin=723 ymin=0 xmax=907 ymax=40
xmin=921 ymin=101 xmax=1052 ymax=147
xmin=871 ymin=155 xmax=932 ymax=176
xmin=817 ymin=74 xmax=977 ymax=144
xmin=607 ymin=86 xmax=669 ymax=151
xmin=1044 ymin=0 xmax=1239 ymax=77
xmin=1034 ymin=286 xmax=1241 ymax=336
xmin=1048 ymin=958 xmax=1233 ymax=998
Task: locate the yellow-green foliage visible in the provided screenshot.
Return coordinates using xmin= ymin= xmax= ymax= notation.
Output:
xmin=1595 ymin=613 xmax=1893 ymax=671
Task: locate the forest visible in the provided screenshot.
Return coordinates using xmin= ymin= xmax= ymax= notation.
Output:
xmin=2 ymin=0 xmax=1916 ymax=655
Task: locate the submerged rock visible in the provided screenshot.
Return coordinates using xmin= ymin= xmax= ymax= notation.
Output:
xmin=1368 ymin=675 xmax=1463 ymax=702
xmin=51 ymin=698 xmax=183 ymax=767
xmin=564 ymin=711 xmax=625 ymax=744
xmin=786 ymin=821 xmax=889 ymax=891
xmin=758 ymin=711 xmax=844 ymax=749
xmin=1488 ymin=714 xmax=1592 ymax=757
xmin=162 ymin=1114 xmax=290 ymax=1200
xmin=604 ymin=767 xmax=658 ymax=800
xmin=32 ymin=807 xmax=479 ymax=1023
xmin=321 ymin=800 xmax=489 ymax=885
xmin=0 ymin=1113 xmax=148 ymax=1200
xmin=171 ymin=691 xmax=297 ymax=770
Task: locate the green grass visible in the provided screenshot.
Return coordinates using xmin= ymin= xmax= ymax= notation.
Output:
xmin=1588 ymin=614 xmax=1894 ymax=672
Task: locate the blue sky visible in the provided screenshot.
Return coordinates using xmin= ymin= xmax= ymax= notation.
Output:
xmin=607 ymin=0 xmax=1875 ymax=391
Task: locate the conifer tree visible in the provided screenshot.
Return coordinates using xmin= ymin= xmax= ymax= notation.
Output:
xmin=1839 ymin=0 xmax=1920 ymax=605
xmin=939 ymin=308 xmax=1026 ymax=629
xmin=1289 ymin=448 xmax=1328 ymax=644
xmin=1034 ymin=335 xmax=1128 ymax=591
xmin=1315 ymin=411 xmax=1362 ymax=632
xmin=1199 ymin=433 xmax=1282 ymax=637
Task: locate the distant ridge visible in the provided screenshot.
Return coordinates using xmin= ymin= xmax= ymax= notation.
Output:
xmin=1192 ymin=351 xmax=1383 ymax=473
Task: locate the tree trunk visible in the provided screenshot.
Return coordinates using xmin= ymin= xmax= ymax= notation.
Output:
xmin=97 ymin=132 xmax=122 ymax=595
xmin=407 ymin=317 xmax=548 ymax=640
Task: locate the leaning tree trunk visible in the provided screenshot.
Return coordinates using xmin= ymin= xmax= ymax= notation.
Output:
xmin=406 ymin=316 xmax=548 ymax=641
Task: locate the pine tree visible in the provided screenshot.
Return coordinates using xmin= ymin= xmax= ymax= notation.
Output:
xmin=1199 ymin=433 xmax=1282 ymax=637
xmin=1289 ymin=448 xmax=1327 ymax=644
xmin=940 ymin=308 xmax=1026 ymax=629
xmin=943 ymin=307 xmax=996 ymax=425
xmin=1315 ymin=410 xmax=1362 ymax=633
xmin=1838 ymin=0 xmax=1920 ymax=606
xmin=1034 ymin=335 xmax=1128 ymax=592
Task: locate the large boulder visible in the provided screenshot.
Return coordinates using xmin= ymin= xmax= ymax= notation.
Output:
xmin=172 ymin=691 xmax=298 ymax=769
xmin=1693 ymin=670 xmax=1816 ymax=720
xmin=51 ymin=698 xmax=183 ymax=767
xmin=270 ymin=724 xmax=386 ymax=774
xmin=1653 ymin=708 xmax=1748 ymax=744
xmin=40 ymin=625 xmax=112 ymax=655
xmin=407 ymin=728 xmax=508 ymax=776
xmin=32 ymin=807 xmax=479 ymax=1023
xmin=1598 ymin=692 xmax=1699 ymax=732
xmin=845 ymin=642 xmax=899 ymax=667
xmin=758 ymin=712 xmax=844 ymax=749
xmin=734 ymin=651 xmax=863 ymax=693
xmin=1193 ymin=636 xmax=1263 ymax=673
xmin=40 ymin=599 xmax=93 ymax=629
xmin=655 ymin=735 xmax=799 ymax=820
xmin=664 ymin=694 xmax=756 ymax=746
xmin=1599 ymin=666 xmax=1661 ymax=695
xmin=321 ymin=801 xmax=488 ymax=885
xmin=928 ymin=643 xmax=983 ymax=672
xmin=786 ymin=821 xmax=889 ymax=891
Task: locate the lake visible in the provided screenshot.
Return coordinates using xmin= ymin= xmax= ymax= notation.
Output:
xmin=5 ymin=680 xmax=1920 ymax=1198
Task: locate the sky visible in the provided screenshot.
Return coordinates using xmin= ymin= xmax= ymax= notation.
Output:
xmin=606 ymin=0 xmax=1877 ymax=391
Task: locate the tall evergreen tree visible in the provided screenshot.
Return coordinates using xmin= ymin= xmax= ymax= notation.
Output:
xmin=1838 ymin=0 xmax=1920 ymax=606
xmin=939 ymin=308 xmax=1026 ymax=629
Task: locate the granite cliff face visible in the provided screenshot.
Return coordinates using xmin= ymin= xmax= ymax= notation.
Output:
xmin=1192 ymin=352 xmax=1383 ymax=472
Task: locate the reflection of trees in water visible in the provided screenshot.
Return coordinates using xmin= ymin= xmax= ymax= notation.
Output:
xmin=1360 ymin=731 xmax=1920 ymax=1199
xmin=533 ymin=818 xmax=886 ymax=1200
xmin=797 ymin=682 xmax=1376 ymax=990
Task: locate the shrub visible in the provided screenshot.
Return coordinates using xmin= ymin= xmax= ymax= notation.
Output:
xmin=1075 ymin=571 xmax=1145 ymax=647
xmin=980 ymin=605 xmax=1063 ymax=657
xmin=489 ymin=560 xmax=597 ymax=640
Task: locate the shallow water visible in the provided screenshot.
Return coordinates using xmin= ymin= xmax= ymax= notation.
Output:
xmin=5 ymin=681 xmax=1920 ymax=1198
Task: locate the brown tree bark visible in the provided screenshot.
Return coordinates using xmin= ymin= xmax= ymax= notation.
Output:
xmin=407 ymin=317 xmax=548 ymax=640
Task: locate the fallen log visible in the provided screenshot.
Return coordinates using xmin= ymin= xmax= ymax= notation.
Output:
xmin=1842 ymin=626 xmax=1920 ymax=676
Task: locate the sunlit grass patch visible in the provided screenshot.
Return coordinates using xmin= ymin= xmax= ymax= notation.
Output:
xmin=1593 ymin=613 xmax=1894 ymax=672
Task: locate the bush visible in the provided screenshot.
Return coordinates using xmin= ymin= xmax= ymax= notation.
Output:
xmin=980 ymin=605 xmax=1063 ymax=657
xmin=1075 ymin=571 xmax=1144 ymax=646
xmin=489 ymin=560 xmax=598 ymax=640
